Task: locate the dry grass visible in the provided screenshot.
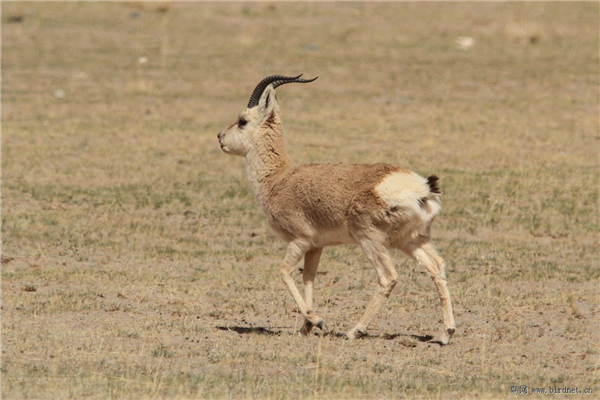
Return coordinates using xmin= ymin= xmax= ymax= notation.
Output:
xmin=2 ymin=2 xmax=599 ymax=399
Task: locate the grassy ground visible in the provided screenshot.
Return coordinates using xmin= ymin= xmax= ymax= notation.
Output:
xmin=2 ymin=2 xmax=599 ymax=399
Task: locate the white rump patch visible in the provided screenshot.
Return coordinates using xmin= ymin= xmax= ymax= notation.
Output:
xmin=375 ymin=172 xmax=441 ymax=222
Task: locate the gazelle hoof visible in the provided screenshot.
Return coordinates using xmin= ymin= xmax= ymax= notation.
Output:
xmin=345 ymin=329 xmax=366 ymax=340
xmin=316 ymin=318 xmax=324 ymax=330
xmin=300 ymin=318 xmax=321 ymax=336
xmin=299 ymin=322 xmax=313 ymax=336
xmin=305 ymin=311 xmax=324 ymax=331
xmin=439 ymin=328 xmax=455 ymax=345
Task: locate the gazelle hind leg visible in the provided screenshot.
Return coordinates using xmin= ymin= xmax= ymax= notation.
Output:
xmin=299 ymin=247 xmax=323 ymax=335
xmin=403 ymin=242 xmax=456 ymax=344
xmin=280 ymin=241 xmax=324 ymax=331
xmin=346 ymin=240 xmax=398 ymax=340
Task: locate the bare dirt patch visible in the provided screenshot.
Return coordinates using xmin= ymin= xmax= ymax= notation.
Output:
xmin=2 ymin=2 xmax=598 ymax=399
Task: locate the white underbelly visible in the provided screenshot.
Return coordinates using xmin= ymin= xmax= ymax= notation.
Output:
xmin=312 ymin=227 xmax=357 ymax=247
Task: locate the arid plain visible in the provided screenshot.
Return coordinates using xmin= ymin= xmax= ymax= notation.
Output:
xmin=2 ymin=2 xmax=598 ymax=399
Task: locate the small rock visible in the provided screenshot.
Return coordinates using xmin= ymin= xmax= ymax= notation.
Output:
xmin=7 ymin=15 xmax=24 ymax=23
xmin=456 ymin=36 xmax=475 ymax=50
xmin=1 ymin=255 xmax=14 ymax=265
xmin=23 ymin=284 xmax=37 ymax=292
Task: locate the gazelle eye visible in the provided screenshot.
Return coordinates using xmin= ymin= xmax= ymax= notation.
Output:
xmin=238 ymin=118 xmax=247 ymax=128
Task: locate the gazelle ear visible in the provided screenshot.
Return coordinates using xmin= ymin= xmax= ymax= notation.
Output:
xmin=258 ymin=85 xmax=278 ymax=117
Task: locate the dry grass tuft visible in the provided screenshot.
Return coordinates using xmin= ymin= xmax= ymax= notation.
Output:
xmin=2 ymin=2 xmax=598 ymax=399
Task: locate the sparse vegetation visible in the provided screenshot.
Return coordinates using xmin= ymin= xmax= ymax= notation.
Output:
xmin=2 ymin=2 xmax=598 ymax=399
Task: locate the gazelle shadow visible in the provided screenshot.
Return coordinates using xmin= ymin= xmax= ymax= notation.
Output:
xmin=216 ymin=326 xmax=281 ymax=336
xmin=323 ymin=330 xmax=437 ymax=343
xmin=216 ymin=325 xmax=442 ymax=345
xmin=382 ymin=333 xmax=435 ymax=342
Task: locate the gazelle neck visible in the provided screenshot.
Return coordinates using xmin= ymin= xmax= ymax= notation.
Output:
xmin=244 ymin=112 xmax=292 ymax=208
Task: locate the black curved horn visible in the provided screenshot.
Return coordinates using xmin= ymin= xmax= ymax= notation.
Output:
xmin=247 ymin=74 xmax=318 ymax=108
xmin=272 ymin=75 xmax=318 ymax=89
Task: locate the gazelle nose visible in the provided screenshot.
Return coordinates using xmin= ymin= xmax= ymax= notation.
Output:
xmin=217 ymin=132 xmax=223 ymax=140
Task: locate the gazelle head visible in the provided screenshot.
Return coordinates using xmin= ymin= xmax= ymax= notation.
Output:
xmin=218 ymin=74 xmax=317 ymax=157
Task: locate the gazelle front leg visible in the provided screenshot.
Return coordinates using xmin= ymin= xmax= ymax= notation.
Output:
xmin=280 ymin=241 xmax=324 ymax=331
xmin=299 ymin=247 xmax=323 ymax=335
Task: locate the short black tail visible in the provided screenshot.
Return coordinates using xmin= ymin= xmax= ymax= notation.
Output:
xmin=426 ymin=175 xmax=441 ymax=195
